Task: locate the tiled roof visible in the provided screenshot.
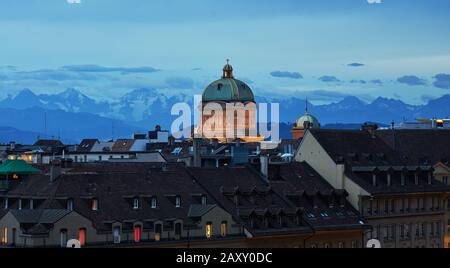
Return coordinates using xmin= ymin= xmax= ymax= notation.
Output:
xmin=9 ymin=209 xmax=71 ymax=224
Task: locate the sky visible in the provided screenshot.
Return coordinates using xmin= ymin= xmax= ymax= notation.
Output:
xmin=0 ymin=0 xmax=450 ymax=104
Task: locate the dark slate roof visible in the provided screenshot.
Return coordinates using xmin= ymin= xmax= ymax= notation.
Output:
xmin=188 ymin=204 xmax=217 ymax=217
xmin=112 ymin=139 xmax=135 ymax=153
xmin=2 ymin=164 xmax=210 ymax=232
xmin=308 ymin=129 xmax=450 ymax=195
xmin=34 ymin=140 xmax=64 ymax=147
xmin=9 ymin=209 xmax=71 ymax=224
xmin=376 ymin=129 xmax=450 ymax=165
xmin=187 ymin=163 xmax=364 ymax=236
xmin=309 ymin=129 xmax=405 ymax=166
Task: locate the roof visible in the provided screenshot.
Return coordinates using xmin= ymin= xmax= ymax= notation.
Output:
xmin=34 ymin=140 xmax=64 ymax=147
xmin=0 ymin=160 xmax=41 ymax=175
xmin=76 ymin=139 xmax=99 ymax=153
xmin=112 ymin=139 xmax=136 ymax=152
xmin=203 ymin=65 xmax=254 ymax=102
xmin=188 ymin=204 xmax=217 ymax=217
xmin=9 ymin=209 xmax=72 ymax=224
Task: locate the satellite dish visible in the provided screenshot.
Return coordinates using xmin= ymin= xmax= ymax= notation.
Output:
xmin=66 ymin=239 xmax=81 ymax=248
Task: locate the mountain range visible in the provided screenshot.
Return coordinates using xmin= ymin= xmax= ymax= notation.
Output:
xmin=0 ymin=88 xmax=449 ymax=143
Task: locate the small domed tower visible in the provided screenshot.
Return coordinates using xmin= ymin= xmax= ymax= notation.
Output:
xmin=291 ymin=98 xmax=320 ymax=139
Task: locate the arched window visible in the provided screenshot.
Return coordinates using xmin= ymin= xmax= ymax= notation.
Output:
xmin=78 ymin=228 xmax=86 ymax=246
xmin=134 ymin=225 xmax=142 ymax=243
xmin=151 ymin=197 xmax=157 ymax=209
xmin=206 ymin=222 xmax=213 ymax=239
xmin=220 ymin=221 xmax=227 ymax=237
xmin=60 ymin=229 xmax=68 ymax=248
xmin=133 ymin=198 xmax=139 ymax=210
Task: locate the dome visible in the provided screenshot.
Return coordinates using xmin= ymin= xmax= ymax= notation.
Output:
xmin=295 ymin=112 xmax=320 ymax=129
xmin=202 ymin=61 xmax=255 ymax=103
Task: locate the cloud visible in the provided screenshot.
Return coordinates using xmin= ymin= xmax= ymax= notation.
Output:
xmin=67 ymin=0 xmax=81 ymax=4
xmin=318 ymin=76 xmax=341 ymax=83
xmin=421 ymin=94 xmax=435 ymax=103
xmin=367 ymin=0 xmax=382 ymax=4
xmin=397 ymin=75 xmax=427 ymax=86
xmin=270 ymin=71 xmax=303 ymax=79
xmin=61 ymin=65 xmax=159 ymax=74
xmin=433 ymin=73 xmax=450 ymax=89
xmin=165 ymin=77 xmax=194 ymax=89
xmin=370 ymin=79 xmax=383 ymax=85
xmin=347 ymin=63 xmax=365 ymax=67
xmin=350 ymin=80 xmax=367 ymax=84
xmin=5 ymin=69 xmax=98 ymax=81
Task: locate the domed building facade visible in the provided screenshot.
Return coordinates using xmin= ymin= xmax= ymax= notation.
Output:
xmin=291 ymin=100 xmax=321 ymax=139
xmin=200 ymin=61 xmax=262 ymax=142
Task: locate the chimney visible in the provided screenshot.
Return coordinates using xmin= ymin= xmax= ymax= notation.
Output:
xmin=362 ymin=123 xmax=378 ymax=138
xmin=260 ymin=155 xmax=269 ymax=181
xmin=50 ymin=160 xmax=62 ymax=183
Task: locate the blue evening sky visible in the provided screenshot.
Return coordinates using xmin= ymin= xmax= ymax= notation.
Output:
xmin=0 ymin=0 xmax=450 ymax=104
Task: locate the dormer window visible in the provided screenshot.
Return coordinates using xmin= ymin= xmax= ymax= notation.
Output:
xmin=133 ymin=198 xmax=140 ymax=210
xmin=67 ymin=199 xmax=74 ymax=211
xmin=18 ymin=199 xmax=22 ymax=210
xmin=175 ymin=196 xmax=181 ymax=208
xmin=29 ymin=199 xmax=34 ymax=210
xmin=4 ymin=198 xmax=8 ymax=210
xmin=151 ymin=197 xmax=158 ymax=209
xmin=91 ymin=199 xmax=98 ymax=211
xmin=201 ymin=195 xmax=207 ymax=205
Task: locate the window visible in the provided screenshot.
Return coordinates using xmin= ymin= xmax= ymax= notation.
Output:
xmin=324 ymin=243 xmax=331 ymax=248
xmin=202 ymin=195 xmax=207 ymax=205
xmin=4 ymin=198 xmax=8 ymax=209
xmin=175 ymin=223 xmax=182 ymax=239
xmin=155 ymin=224 xmax=162 ymax=241
xmin=78 ymin=228 xmax=86 ymax=246
xmin=390 ymin=200 xmax=395 ymax=213
xmin=443 ymin=176 xmax=449 ymax=185
xmin=351 ymin=241 xmax=357 ymax=248
xmin=18 ymin=199 xmax=22 ymax=210
xmin=338 ymin=242 xmax=344 ymax=248
xmin=134 ymin=225 xmax=142 ymax=243
xmin=151 ymin=197 xmax=158 ymax=209
xmin=98 ymin=156 xmax=102 ymax=161
xmin=221 ymin=221 xmax=228 ymax=237
xmin=67 ymin=199 xmax=74 ymax=211
xmin=91 ymin=199 xmax=98 ymax=211
xmin=175 ymin=196 xmax=181 ymax=208
xmin=206 ymin=222 xmax=213 ymax=239
xmin=60 ymin=229 xmax=68 ymax=248
xmin=133 ymin=198 xmax=139 ymax=210
xmin=113 ymin=227 xmax=121 ymax=244
xmin=384 ymin=200 xmax=389 ymax=214
xmin=310 ymin=244 xmax=317 ymax=248
xmin=1 ymin=227 xmax=7 ymax=245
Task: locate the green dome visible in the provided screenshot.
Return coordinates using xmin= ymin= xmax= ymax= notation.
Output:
xmin=202 ymin=61 xmax=255 ymax=103
xmin=295 ymin=113 xmax=321 ymax=129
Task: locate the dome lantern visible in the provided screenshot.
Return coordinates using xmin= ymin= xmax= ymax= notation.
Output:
xmin=222 ymin=59 xmax=234 ymax=78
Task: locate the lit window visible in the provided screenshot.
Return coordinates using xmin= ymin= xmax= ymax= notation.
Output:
xmin=324 ymin=243 xmax=331 ymax=248
xmin=67 ymin=199 xmax=74 ymax=211
xmin=4 ymin=198 xmax=8 ymax=209
xmin=338 ymin=242 xmax=344 ymax=248
xmin=91 ymin=199 xmax=98 ymax=211
xmin=12 ymin=174 xmax=19 ymax=180
xmin=78 ymin=228 xmax=86 ymax=246
xmin=133 ymin=198 xmax=139 ymax=209
xmin=221 ymin=221 xmax=227 ymax=237
xmin=134 ymin=225 xmax=142 ymax=243
xmin=1 ymin=227 xmax=7 ymax=245
xmin=151 ymin=197 xmax=157 ymax=209
xmin=175 ymin=196 xmax=181 ymax=208
xmin=206 ymin=222 xmax=213 ymax=239
xmin=113 ymin=227 xmax=121 ymax=244
xmin=155 ymin=224 xmax=162 ymax=241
